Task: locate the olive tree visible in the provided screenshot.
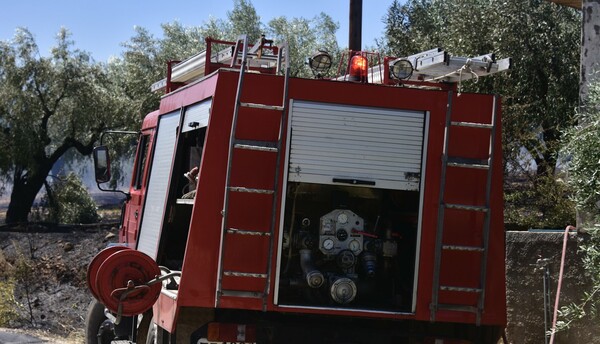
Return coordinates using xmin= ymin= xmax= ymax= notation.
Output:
xmin=557 ymin=80 xmax=600 ymax=330
xmin=381 ymin=0 xmax=580 ymax=228
xmin=0 ymin=28 xmax=134 ymax=224
xmin=267 ymin=13 xmax=340 ymax=77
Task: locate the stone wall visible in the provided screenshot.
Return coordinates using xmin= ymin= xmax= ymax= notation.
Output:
xmin=505 ymin=231 xmax=599 ymax=343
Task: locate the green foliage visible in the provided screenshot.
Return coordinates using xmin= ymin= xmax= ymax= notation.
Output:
xmin=382 ymin=0 xmax=580 ymax=174
xmin=565 ymin=81 xmax=600 ymax=214
xmin=557 ymin=82 xmax=600 ymax=331
xmin=0 ymin=251 xmax=18 ymax=326
xmin=0 ymin=279 xmax=18 ymax=326
xmin=504 ymin=174 xmax=575 ymax=230
xmin=115 ymin=0 xmax=340 ymax=96
xmin=228 ymin=0 xmax=263 ymax=42
xmin=42 ymin=173 xmax=99 ymax=224
xmin=556 ymin=225 xmax=600 ymax=331
xmin=12 ymin=252 xmax=36 ymax=325
xmin=381 ymin=0 xmax=580 ymax=229
xmin=267 ymin=13 xmax=340 ymax=77
xmin=0 ymin=27 xmax=137 ymax=223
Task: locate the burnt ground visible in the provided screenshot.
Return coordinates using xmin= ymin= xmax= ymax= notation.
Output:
xmin=0 ymin=223 xmax=119 ymax=343
xmin=0 ymin=224 xmax=599 ymax=343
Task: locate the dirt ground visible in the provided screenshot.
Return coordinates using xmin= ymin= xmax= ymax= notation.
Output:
xmin=0 ymin=223 xmax=119 ymax=343
xmin=1 ymin=222 xmax=599 ymax=344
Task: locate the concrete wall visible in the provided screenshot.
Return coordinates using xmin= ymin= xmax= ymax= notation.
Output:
xmin=505 ymin=231 xmax=599 ymax=343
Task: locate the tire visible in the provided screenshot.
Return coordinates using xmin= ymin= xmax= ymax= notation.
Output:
xmin=85 ymin=300 xmax=115 ymax=344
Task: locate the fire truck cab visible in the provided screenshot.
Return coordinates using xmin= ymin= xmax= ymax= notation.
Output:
xmin=87 ymin=34 xmax=510 ymax=344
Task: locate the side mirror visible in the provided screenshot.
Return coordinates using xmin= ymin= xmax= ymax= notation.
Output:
xmin=93 ymin=146 xmax=111 ymax=184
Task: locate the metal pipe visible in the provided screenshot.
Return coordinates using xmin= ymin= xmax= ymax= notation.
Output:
xmin=549 ymin=225 xmax=576 ymax=344
xmin=300 ymin=249 xmax=324 ymax=288
xmin=348 ymin=0 xmax=362 ymax=51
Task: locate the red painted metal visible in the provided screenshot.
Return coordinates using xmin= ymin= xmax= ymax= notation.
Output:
xmin=95 ymin=249 xmax=161 ymax=316
xmin=117 ymin=111 xmax=158 ymax=249
xmin=166 ymin=69 xmax=506 ymax=324
xmin=86 ymin=245 xmax=129 ymax=300
xmin=111 ymin=64 xmax=506 ymax=338
xmin=165 ymin=60 xmax=183 ymax=93
xmin=207 ymin=323 xmax=257 ymax=342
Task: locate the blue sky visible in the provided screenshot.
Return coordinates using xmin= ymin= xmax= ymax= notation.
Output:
xmin=0 ymin=0 xmax=397 ymax=62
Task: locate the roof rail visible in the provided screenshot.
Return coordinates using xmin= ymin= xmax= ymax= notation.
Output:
xmin=151 ymin=36 xmax=283 ymax=93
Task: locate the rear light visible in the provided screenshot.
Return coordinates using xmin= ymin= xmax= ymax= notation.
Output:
xmin=207 ymin=322 xmax=257 ymax=343
xmin=348 ymin=54 xmax=368 ymax=82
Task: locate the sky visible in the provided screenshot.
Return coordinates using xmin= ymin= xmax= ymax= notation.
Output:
xmin=0 ymin=0 xmax=397 ymax=62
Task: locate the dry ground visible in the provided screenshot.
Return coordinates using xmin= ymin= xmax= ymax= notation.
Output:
xmin=0 ymin=221 xmax=119 ymax=342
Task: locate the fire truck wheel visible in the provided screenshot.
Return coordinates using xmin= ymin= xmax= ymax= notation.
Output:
xmin=85 ymin=300 xmax=115 ymax=344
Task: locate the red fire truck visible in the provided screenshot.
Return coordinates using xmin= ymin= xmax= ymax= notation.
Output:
xmin=86 ymin=32 xmax=510 ymax=344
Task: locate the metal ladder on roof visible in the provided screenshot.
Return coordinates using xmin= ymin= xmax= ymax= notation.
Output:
xmin=430 ymin=92 xmax=499 ymax=325
xmin=215 ymin=35 xmax=290 ymax=311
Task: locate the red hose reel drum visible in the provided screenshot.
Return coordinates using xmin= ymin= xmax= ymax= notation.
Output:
xmin=87 ymin=247 xmax=161 ymax=316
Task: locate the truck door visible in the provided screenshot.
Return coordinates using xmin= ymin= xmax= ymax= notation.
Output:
xmin=122 ymin=131 xmax=153 ymax=245
xmin=136 ymin=99 xmax=211 ymax=261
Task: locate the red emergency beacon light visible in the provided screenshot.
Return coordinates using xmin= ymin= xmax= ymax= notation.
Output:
xmin=349 ymin=54 xmax=368 ymax=81
xmin=338 ymin=50 xmax=383 ymax=83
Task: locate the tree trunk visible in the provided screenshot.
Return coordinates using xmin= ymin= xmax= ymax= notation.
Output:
xmin=5 ymin=165 xmax=53 ymax=224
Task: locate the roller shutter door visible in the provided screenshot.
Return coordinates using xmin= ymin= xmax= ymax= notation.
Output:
xmin=287 ymin=100 xmax=426 ymax=191
xmin=137 ymin=110 xmax=181 ymax=258
xmin=137 ymin=100 xmax=212 ymax=258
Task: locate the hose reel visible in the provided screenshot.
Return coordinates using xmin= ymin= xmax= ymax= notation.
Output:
xmin=87 ymin=247 xmax=162 ymax=319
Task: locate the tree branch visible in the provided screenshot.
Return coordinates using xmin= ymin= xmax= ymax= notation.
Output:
xmin=33 ymin=69 xmax=54 ymax=146
xmin=48 ymin=130 xmax=102 ymax=164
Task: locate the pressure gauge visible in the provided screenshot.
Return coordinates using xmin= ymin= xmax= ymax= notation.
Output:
xmin=348 ymin=240 xmax=361 ymax=254
xmin=323 ymin=238 xmax=335 ymax=251
xmin=337 ymin=212 xmax=348 ymax=224
xmin=336 ymin=229 xmax=348 ymax=242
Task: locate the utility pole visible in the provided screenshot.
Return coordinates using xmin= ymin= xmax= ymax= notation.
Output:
xmin=549 ymin=0 xmax=600 ymax=226
xmin=580 ymin=0 xmax=600 ymax=106
xmin=348 ymin=0 xmax=363 ymax=51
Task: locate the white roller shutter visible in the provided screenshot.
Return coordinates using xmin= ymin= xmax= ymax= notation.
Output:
xmin=137 ymin=110 xmax=181 ymax=258
xmin=182 ymin=99 xmax=211 ymax=132
xmin=287 ymin=100 xmax=426 ymax=191
xmin=137 ymin=99 xmax=211 ymax=258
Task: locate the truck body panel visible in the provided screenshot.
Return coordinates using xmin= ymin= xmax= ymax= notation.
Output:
xmin=85 ymin=32 xmax=512 ymax=342
xmin=120 ymin=67 xmax=505 ymax=338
